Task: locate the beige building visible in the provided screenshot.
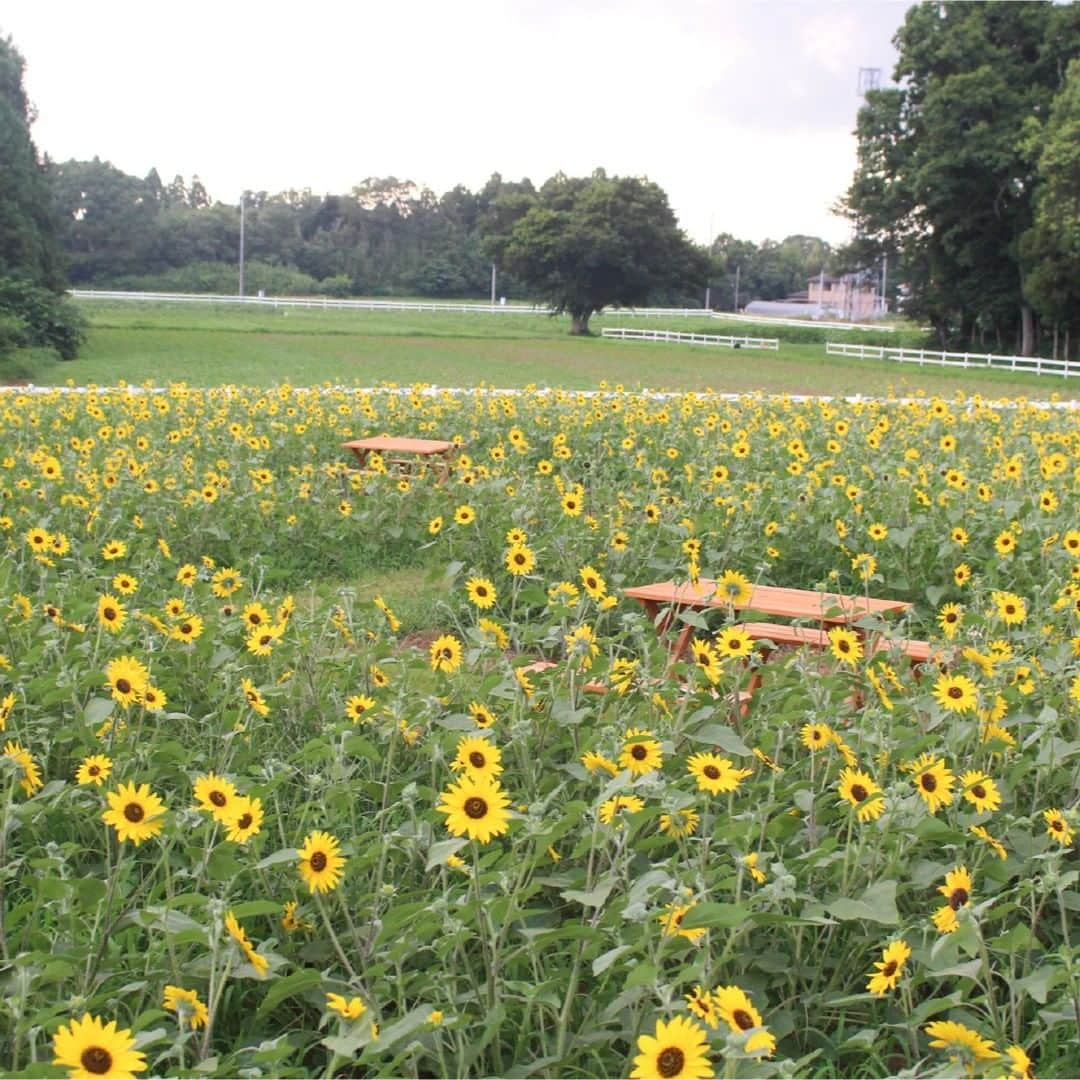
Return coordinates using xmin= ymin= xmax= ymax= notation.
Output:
xmin=806 ymin=275 xmax=881 ymax=320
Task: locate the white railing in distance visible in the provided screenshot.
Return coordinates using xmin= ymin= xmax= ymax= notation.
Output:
xmin=826 ymin=341 xmax=1077 ymax=378
xmin=602 ymin=327 xmax=779 ymax=351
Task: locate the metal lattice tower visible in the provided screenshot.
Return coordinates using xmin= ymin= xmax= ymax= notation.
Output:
xmin=857 ymin=67 xmax=882 ymax=97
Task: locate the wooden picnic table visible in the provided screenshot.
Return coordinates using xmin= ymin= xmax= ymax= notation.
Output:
xmin=341 ymin=436 xmax=459 ymax=486
xmin=623 ymin=578 xmax=913 ymax=666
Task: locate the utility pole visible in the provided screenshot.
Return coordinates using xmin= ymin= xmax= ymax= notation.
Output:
xmin=238 ymin=194 xmax=246 ymax=298
xmin=704 ymin=286 xmax=711 ymax=310
xmin=880 ymin=253 xmax=888 ymax=315
xmin=490 ymin=263 xmax=496 ymax=306
xmin=733 ymin=265 xmax=740 ymax=312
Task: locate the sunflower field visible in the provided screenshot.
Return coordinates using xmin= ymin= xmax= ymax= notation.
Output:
xmin=0 ymin=383 xmax=1077 ymax=1079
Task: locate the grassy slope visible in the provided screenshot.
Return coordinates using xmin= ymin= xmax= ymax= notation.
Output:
xmin=25 ymin=300 xmax=1078 ymax=398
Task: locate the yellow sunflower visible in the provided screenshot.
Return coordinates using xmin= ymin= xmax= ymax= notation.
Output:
xmin=686 ymin=752 xmax=751 ymax=795
xmin=715 ymin=570 xmax=753 ymax=606
xmin=326 ymin=992 xmax=367 ymax=1020
xmin=52 ymin=1013 xmax=147 ymax=1079
xmin=932 ymin=865 xmax=973 ymax=934
xmin=659 ymin=807 xmax=700 ymax=838
xmin=579 ymin=565 xmax=608 ymax=600
xmin=505 ymin=544 xmax=536 ymax=576
xmin=223 ymin=796 xmax=263 ymax=844
xmin=437 ymin=773 xmax=512 ymax=843
xmin=345 ymin=694 xmax=376 ymax=723
xmin=1043 ymin=808 xmax=1074 ymax=846
xmin=162 ymin=985 xmax=208 ymax=1030
xmin=712 ymin=985 xmax=776 ymax=1056
xmin=866 ymin=939 xmax=911 ymax=996
xmin=297 ymin=830 xmax=346 ymax=893
xmin=631 ymin=1014 xmax=714 ymax=1080
xmin=910 ymin=754 xmax=955 ymax=814
xmin=193 ymin=772 xmax=239 ymax=823
xmin=429 ymin=634 xmax=463 ymax=674
xmin=619 ymin=729 xmax=663 ymax=777
xmin=714 ymin=627 xmax=754 ymax=661
xmin=102 ymin=781 xmax=167 ymax=845
xmin=96 ymin=595 xmax=126 ymax=634
xmin=924 ymin=1019 xmax=998 ymax=1064
xmin=837 ymin=767 xmax=885 ymax=822
xmin=468 ymin=701 xmax=497 ymax=729
xmin=658 ymin=902 xmax=706 ymax=943
xmin=451 ymin=735 xmax=503 ymax=779
xmin=932 ymin=672 xmax=978 ymax=713
xmin=466 ymin=577 xmax=497 ymax=610
xmin=104 ymin=655 xmax=149 ymax=707
xmin=599 ymin=793 xmax=645 ymax=825
xmin=75 ymin=754 xmax=113 ymax=787
xmin=581 ymin=750 xmax=619 ymax=776
xmin=3 ymin=740 xmax=43 ymax=795
xmin=827 ymin=626 xmax=863 ymax=665
xmin=959 ymin=770 xmax=1001 ymax=813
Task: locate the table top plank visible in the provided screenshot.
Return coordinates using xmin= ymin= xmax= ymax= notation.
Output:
xmin=342 ymin=437 xmax=455 ymax=455
xmin=623 ymin=579 xmax=911 ymax=622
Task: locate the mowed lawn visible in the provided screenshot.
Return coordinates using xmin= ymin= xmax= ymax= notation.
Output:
xmin=30 ymin=300 xmax=1077 ymax=397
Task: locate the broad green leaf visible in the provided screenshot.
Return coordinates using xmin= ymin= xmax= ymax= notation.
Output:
xmin=826 ymin=880 xmax=899 ymax=925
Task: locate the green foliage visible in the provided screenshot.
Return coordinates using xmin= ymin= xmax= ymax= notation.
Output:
xmin=483 ymin=170 xmax=709 ymax=333
xmin=0 ymin=34 xmax=63 ymax=291
xmin=840 ymin=2 xmax=1080 ymax=358
xmin=0 ymin=276 xmax=86 ymax=360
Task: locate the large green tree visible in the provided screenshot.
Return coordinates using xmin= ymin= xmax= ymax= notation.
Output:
xmin=483 ymin=170 xmax=708 ymax=334
xmin=0 ymin=32 xmax=82 ymax=361
xmin=840 ymin=2 xmax=1079 ymax=355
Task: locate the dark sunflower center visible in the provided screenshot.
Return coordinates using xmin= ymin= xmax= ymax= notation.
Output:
xmin=972 ymin=785 xmax=986 ymax=799
xmin=921 ymin=774 xmax=937 ymax=792
xmin=464 ymin=797 xmax=488 ymax=819
xmin=180 ymin=623 xmax=192 ymax=634
xmin=703 ymin=765 xmax=720 ymax=779
xmin=882 ymin=960 xmax=898 ymax=977
xmin=946 ymin=613 xmax=957 ymax=623
xmin=310 ymin=851 xmax=328 ymax=872
xmin=116 ymin=678 xmax=131 ymax=695
xmin=950 ymin=887 xmax=969 ymax=909
xmin=81 ymin=1046 xmax=113 ymax=1074
xmin=948 ymin=686 xmax=963 ymax=699
xmin=210 ymin=791 xmax=227 ymax=807
xmin=237 ymin=813 xmax=253 ymax=829
xmin=850 ymin=784 xmax=868 ymax=802
xmin=259 ymin=634 xmax=272 ymax=645
xmin=1050 ymin=819 xmax=1062 ymax=832
xmin=124 ymin=802 xmax=145 ymax=823
xmin=838 ymin=640 xmax=850 ymax=653
xmin=631 ymin=745 xmax=647 ymax=760
xmin=656 ymin=1047 xmax=685 ymax=1078
xmin=469 ymin=751 xmax=486 ymax=768
xmin=732 ymin=1008 xmax=755 ymax=1030
xmin=88 ymin=765 xmax=100 ymax=775
xmin=104 ymin=607 xmax=116 ymax=620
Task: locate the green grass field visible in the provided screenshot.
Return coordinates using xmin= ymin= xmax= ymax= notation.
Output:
xmin=13 ymin=300 xmax=1077 ymax=398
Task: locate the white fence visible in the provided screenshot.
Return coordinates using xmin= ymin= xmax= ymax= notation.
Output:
xmin=70 ymin=290 xmax=718 ymax=319
xmin=826 ymin=341 xmax=1077 ymax=378
xmin=602 ymin=327 xmax=779 ymax=350
xmin=713 ymin=311 xmax=894 ymax=332
xmin=70 ymin=289 xmax=549 ymax=314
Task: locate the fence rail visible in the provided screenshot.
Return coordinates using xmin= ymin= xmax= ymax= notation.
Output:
xmin=70 ymin=289 xmax=550 ymax=314
xmin=826 ymin=340 xmax=1077 ymax=378
xmin=602 ymin=327 xmax=779 ymax=350
xmin=713 ymin=311 xmax=894 ymax=332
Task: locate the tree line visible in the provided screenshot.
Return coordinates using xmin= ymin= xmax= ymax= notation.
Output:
xmin=45 ymin=159 xmax=838 ymax=318
xmin=839 ymin=1 xmax=1079 ymax=358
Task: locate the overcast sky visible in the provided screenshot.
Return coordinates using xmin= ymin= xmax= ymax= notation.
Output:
xmin=3 ymin=0 xmax=908 ymax=246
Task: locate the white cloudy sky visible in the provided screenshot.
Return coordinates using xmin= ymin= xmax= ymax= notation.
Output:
xmin=3 ymin=0 xmax=908 ymax=246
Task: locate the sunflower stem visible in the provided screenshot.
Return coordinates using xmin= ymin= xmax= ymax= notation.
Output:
xmin=317 ymin=892 xmax=358 ymax=980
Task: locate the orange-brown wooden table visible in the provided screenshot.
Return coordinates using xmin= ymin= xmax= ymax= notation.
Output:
xmin=341 ymin=436 xmax=458 ymax=486
xmin=623 ymin=578 xmax=913 ymax=664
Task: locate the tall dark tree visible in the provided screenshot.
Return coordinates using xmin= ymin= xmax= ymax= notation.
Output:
xmin=0 ymin=32 xmax=83 ymax=360
xmin=483 ymin=170 xmax=708 ymax=334
xmin=0 ymin=33 xmax=62 ymax=289
xmin=840 ymin=2 xmax=1080 ymax=355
